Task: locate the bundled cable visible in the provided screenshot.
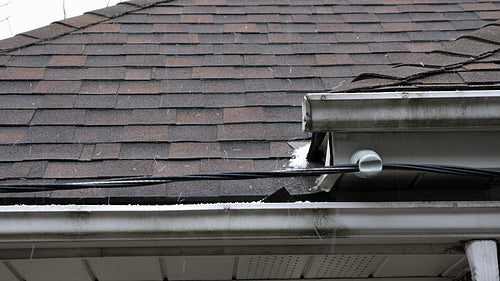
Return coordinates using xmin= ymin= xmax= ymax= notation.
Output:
xmin=0 ymin=164 xmax=498 ymax=193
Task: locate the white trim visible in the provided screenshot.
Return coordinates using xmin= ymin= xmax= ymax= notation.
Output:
xmin=0 ymin=202 xmax=499 ymax=246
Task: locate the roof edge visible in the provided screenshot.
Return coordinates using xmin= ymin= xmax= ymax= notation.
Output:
xmin=0 ymin=0 xmax=172 ymax=53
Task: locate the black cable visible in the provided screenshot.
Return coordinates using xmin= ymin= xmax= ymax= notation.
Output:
xmin=0 ymin=164 xmax=499 ymax=193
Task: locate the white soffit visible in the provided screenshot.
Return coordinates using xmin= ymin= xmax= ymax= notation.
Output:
xmin=303 ymin=90 xmax=500 ymax=132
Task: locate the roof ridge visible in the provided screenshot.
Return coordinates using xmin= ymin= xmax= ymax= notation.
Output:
xmin=0 ymin=0 xmax=172 ymax=54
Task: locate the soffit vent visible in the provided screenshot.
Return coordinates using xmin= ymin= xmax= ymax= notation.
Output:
xmin=237 ymin=255 xmax=308 ymax=280
xmin=305 ymin=254 xmax=381 ymax=278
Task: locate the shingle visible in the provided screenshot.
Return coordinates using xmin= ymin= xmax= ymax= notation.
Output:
xmin=120 ymin=23 xmax=153 ymax=33
xmin=180 ymin=14 xmax=214 ymax=23
xmin=119 ymin=143 xmax=171 ymax=159
xmin=117 ymin=95 xmax=161 ymax=109
xmin=0 ymin=95 xmax=40 ymax=109
xmin=40 ymin=95 xmax=77 ymax=109
xmin=74 ymin=127 xmax=123 ymax=143
xmin=83 ymin=67 xmax=126 ymax=80
xmin=124 ymin=68 xmax=152 ymax=80
xmin=199 ymin=158 xmax=253 ymax=173
xmin=418 ymin=72 xmax=465 ymax=84
xmin=220 ymin=142 xmax=270 ymax=159
xmin=155 ymin=68 xmax=192 ymax=79
xmin=0 ymin=35 xmax=39 ymax=51
xmin=0 ymin=128 xmax=27 ymax=144
xmin=440 ymin=38 xmax=500 ymax=57
xmin=99 ymin=159 xmax=155 ymax=177
xmin=44 ymin=162 xmax=101 ymax=178
xmin=315 ymin=54 xmax=353 ymax=65
xmin=48 ymin=55 xmax=87 ymax=67
xmin=22 ymin=126 xmax=75 ymax=144
xmin=459 ymin=3 xmax=498 ymax=11
xmin=154 ymin=160 xmax=200 ymax=176
xmin=160 ymin=79 xmax=202 ymax=93
xmin=381 ymin=22 xmax=419 ymax=32
xmin=125 ymin=55 xmax=165 ymax=67
xmin=2 ymin=67 xmax=45 ymax=80
xmin=31 ymin=109 xmax=86 ymax=125
xmin=6 ymin=56 xmax=51 ymax=67
xmin=201 ymin=79 xmax=245 ymax=93
xmin=0 ymin=162 xmax=33 ymax=179
xmin=169 ymin=142 xmax=220 ymax=159
xmin=273 ymin=66 xmax=317 ymax=78
xmin=270 ymin=141 xmax=294 ymax=157
xmin=84 ymin=56 xmax=124 ymax=67
xmin=22 ymin=23 xmax=75 ymax=40
xmin=316 ymin=23 xmax=352 ymax=32
xmin=126 ymin=34 xmax=164 ymax=44
xmin=235 ymin=33 xmax=268 ymax=44
xmin=57 ymin=13 xmax=107 ymax=28
xmin=25 ymin=144 xmax=83 ymax=160
xmin=123 ymin=44 xmax=160 ymax=55
xmin=223 ymin=23 xmax=260 ymax=33
xmin=0 ymin=145 xmax=29 ymax=161
xmin=193 ymin=66 xmax=273 ymax=79
xmin=243 ymin=55 xmax=277 ymax=66
xmin=83 ymin=44 xmax=125 ymax=55
xmin=405 ymin=42 xmax=443 ymax=52
xmin=34 ymin=81 xmax=82 ymax=93
xmin=122 ymin=125 xmax=169 ymax=141
xmin=165 ymin=56 xmax=203 ymax=66
xmin=467 ymin=25 xmax=500 ymax=45
xmin=159 ymin=44 xmax=214 ymax=55
xmin=161 ymin=93 xmax=204 ymax=108
xmin=50 ymin=33 xmax=128 ymax=44
xmin=84 ymin=109 xmax=132 ymax=125
xmin=163 ymin=34 xmax=200 ymax=43
xmin=93 ymin=143 xmax=121 ymax=159
xmin=293 ymin=43 xmax=334 ymax=54
xmin=369 ymin=42 xmax=409 ymax=52
xmin=80 ymin=81 xmax=119 ymax=94
xmin=118 ymin=81 xmax=160 ymax=94
xmin=268 ymin=33 xmax=302 ymax=43
xmin=168 ymin=125 xmax=217 ymax=142
xmin=459 ymin=70 xmax=500 ymax=84
xmin=28 ymin=161 xmax=48 ymax=178
xmin=88 ymin=3 xmax=138 ymax=18
xmin=78 ymin=23 xmax=122 ymax=33
xmin=276 ymin=55 xmax=316 ymax=66
xmin=44 ymin=68 xmax=86 ymax=80
xmin=80 ymin=144 xmax=95 ymax=161
xmin=268 ymin=23 xmax=317 ymax=33
xmin=203 ymin=55 xmax=243 ymax=66
xmin=176 ymin=108 xmax=222 ymax=124
xmin=130 ymin=109 xmax=176 ymax=124
xmin=0 ymin=110 xmax=34 ymax=125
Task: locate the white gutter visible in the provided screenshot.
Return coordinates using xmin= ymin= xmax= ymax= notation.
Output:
xmin=0 ymin=202 xmax=499 ymax=246
xmin=303 ymin=90 xmax=500 ymax=132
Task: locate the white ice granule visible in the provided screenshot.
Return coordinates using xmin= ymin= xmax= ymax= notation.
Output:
xmin=287 ymin=143 xmax=310 ymax=169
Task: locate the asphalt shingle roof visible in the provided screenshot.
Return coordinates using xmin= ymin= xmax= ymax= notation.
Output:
xmin=1 ymin=0 xmax=500 ymax=203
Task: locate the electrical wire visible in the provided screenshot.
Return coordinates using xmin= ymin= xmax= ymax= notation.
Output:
xmin=0 ymin=164 xmax=499 ymax=193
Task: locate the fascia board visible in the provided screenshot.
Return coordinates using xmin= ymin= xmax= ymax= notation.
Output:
xmin=0 ymin=202 xmax=499 ymax=246
xmin=303 ymin=90 xmax=500 ymax=132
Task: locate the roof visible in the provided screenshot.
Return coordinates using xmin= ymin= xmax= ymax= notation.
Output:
xmin=335 ymin=20 xmax=500 ymax=92
xmin=1 ymin=0 xmax=500 ymax=203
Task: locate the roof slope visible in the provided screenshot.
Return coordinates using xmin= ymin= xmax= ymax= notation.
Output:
xmin=0 ymin=0 xmax=499 ymax=203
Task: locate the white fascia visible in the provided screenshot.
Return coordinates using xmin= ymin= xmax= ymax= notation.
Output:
xmin=303 ymin=90 xmax=500 ymax=132
xmin=0 ymin=202 xmax=499 ymax=247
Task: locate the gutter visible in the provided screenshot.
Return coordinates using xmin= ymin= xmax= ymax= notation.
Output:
xmin=303 ymin=90 xmax=500 ymax=132
xmin=0 ymin=202 xmax=499 ymax=246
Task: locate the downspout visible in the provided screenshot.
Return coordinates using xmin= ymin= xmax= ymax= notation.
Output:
xmin=464 ymin=240 xmax=499 ymax=281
